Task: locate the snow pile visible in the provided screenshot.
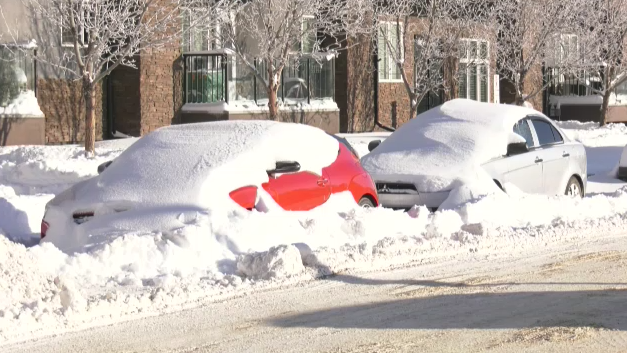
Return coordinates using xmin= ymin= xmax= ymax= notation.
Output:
xmin=237 ymin=245 xmax=305 ymax=280
xmin=0 ymin=91 xmax=44 ymax=116
xmin=3 ymin=120 xmax=627 ymax=344
xmin=361 ymin=99 xmax=538 ymax=193
xmin=0 ymin=139 xmax=135 ymax=195
xmin=556 ymin=121 xmax=627 ymax=179
xmin=41 ymin=121 xmax=339 ymax=251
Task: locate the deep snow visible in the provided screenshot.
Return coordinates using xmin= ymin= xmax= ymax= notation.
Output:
xmin=2 ymin=121 xmax=627 ymax=344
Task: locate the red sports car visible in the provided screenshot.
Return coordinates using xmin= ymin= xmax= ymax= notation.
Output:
xmin=40 ymin=121 xmax=378 ymax=247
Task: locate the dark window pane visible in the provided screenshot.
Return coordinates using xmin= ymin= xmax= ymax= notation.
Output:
xmin=458 ymin=63 xmax=467 ymax=98
xmin=513 ymin=120 xmax=534 ymax=147
xmin=550 ymin=125 xmax=563 ymax=143
xmin=531 ymin=119 xmax=557 ymax=145
xmin=469 ymin=64 xmax=477 ymax=100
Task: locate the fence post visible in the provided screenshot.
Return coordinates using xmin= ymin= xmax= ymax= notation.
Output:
xmin=306 ymin=57 xmax=311 ymax=105
xmin=254 ymin=58 xmax=257 ymax=105
xmin=34 ymin=48 xmax=38 ymax=97
xmin=281 ymin=59 xmax=285 ymax=103
xmin=182 ymin=54 xmax=187 ymax=104
xmin=224 ymin=54 xmax=229 ymax=104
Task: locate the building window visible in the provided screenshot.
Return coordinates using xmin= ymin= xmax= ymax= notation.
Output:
xmin=182 ymin=9 xmax=221 ymax=53
xmin=298 ymin=16 xmax=316 ymax=53
xmin=547 ymin=34 xmax=579 ymax=67
xmin=378 ymin=21 xmax=403 ymax=82
xmin=61 ymin=6 xmax=90 ymax=47
xmin=458 ymin=39 xmax=489 ymax=102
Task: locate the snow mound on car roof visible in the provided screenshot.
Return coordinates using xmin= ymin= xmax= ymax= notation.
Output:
xmin=72 ymin=120 xmax=339 ymax=211
xmin=361 ymin=99 xmax=538 ymax=193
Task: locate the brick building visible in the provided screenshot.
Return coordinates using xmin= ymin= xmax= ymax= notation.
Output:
xmin=0 ymin=1 xmax=499 ymax=146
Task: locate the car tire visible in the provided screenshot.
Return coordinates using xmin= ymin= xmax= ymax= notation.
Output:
xmin=358 ymin=197 xmax=375 ymax=208
xmin=565 ymin=176 xmax=583 ymax=198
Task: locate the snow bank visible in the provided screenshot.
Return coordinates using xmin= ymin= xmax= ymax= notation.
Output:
xmin=0 ymin=140 xmax=134 ymax=195
xmin=0 ymin=91 xmax=43 ymax=116
xmin=361 ymin=99 xmax=540 ymax=193
xmin=3 ymin=120 xmax=627 ymax=344
xmin=42 ymin=121 xmax=339 ymax=251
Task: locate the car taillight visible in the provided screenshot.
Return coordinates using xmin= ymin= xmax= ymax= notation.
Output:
xmin=40 ymin=220 xmax=49 ymax=239
xmin=229 ymin=186 xmax=258 ymax=210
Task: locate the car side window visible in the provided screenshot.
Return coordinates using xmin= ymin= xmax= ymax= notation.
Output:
xmin=550 ymin=125 xmax=564 ymax=143
xmin=531 ymin=119 xmax=557 ymax=146
xmin=513 ymin=119 xmax=534 ymax=147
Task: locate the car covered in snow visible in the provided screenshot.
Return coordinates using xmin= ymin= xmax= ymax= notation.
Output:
xmin=40 ymin=121 xmax=378 ymax=250
xmin=362 ymin=99 xmax=587 ymax=210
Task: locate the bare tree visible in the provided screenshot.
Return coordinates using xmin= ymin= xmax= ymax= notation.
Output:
xmin=204 ymin=0 xmax=370 ymax=119
xmin=2 ymin=0 xmax=211 ymax=156
xmin=371 ymin=0 xmax=492 ymax=121
xmin=574 ymin=0 xmax=627 ymax=125
xmin=494 ymin=0 xmax=590 ymax=106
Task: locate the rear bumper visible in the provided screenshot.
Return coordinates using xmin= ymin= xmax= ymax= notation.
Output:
xmin=378 ymin=191 xmax=450 ymax=210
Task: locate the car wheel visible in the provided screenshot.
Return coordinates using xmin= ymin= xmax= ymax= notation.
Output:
xmin=358 ymin=197 xmax=375 ymax=208
xmin=565 ymin=176 xmax=583 ymax=198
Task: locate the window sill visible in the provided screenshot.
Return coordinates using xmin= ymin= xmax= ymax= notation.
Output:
xmin=379 ymin=79 xmax=404 ymax=83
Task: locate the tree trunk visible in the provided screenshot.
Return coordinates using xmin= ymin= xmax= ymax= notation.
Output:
xmin=84 ymin=81 xmax=96 ymax=157
xmin=267 ymin=63 xmax=279 ymax=120
xmin=268 ymin=86 xmax=279 ymax=120
xmin=409 ymin=93 xmax=418 ymax=121
xmin=600 ymin=89 xmax=612 ymax=126
xmin=443 ymin=56 xmax=459 ymax=101
xmin=514 ymin=90 xmax=525 ymax=106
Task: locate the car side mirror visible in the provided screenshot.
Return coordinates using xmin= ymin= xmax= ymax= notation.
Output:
xmin=507 ymin=142 xmax=528 ymax=156
xmin=97 ymin=160 xmax=113 ymax=174
xmin=368 ymin=140 xmax=381 ymax=152
xmin=267 ymin=161 xmax=301 ymax=176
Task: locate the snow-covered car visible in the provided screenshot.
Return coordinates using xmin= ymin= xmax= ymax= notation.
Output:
xmin=362 ymin=99 xmax=587 ymax=210
xmin=40 ymin=121 xmax=378 ymax=251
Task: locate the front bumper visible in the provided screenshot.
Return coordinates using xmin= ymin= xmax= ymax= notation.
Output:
xmin=378 ymin=191 xmax=450 ymax=210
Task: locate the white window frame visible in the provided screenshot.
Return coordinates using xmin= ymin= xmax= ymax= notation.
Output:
xmin=182 ymin=9 xmax=221 ymax=53
xmin=547 ymin=33 xmax=579 ymax=67
xmin=378 ymin=21 xmax=403 ymax=83
xmin=459 ymin=38 xmax=490 ymax=103
xmin=299 ymin=15 xmax=316 ymax=53
xmin=61 ymin=5 xmax=88 ymax=48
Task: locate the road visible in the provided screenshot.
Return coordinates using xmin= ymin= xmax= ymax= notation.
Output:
xmin=6 ymin=232 xmax=627 ymax=353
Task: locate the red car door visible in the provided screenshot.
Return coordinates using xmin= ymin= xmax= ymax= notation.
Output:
xmin=262 ymin=167 xmax=331 ymax=211
xmin=322 ymin=144 xmax=361 ymax=194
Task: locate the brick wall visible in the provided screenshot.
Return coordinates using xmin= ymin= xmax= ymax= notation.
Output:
xmin=338 ymin=35 xmax=376 ymax=133
xmin=138 ymin=0 xmax=182 ymax=135
xmin=373 ymin=18 xmax=497 ymax=129
xmin=139 ymin=44 xmax=181 ymax=135
xmin=37 ymin=79 xmax=104 ymax=144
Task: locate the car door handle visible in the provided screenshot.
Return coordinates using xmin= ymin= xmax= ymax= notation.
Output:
xmin=535 ymin=157 xmax=543 ymax=163
xmin=562 ymin=152 xmax=570 ymax=157
xmin=317 ymin=178 xmax=329 ymax=186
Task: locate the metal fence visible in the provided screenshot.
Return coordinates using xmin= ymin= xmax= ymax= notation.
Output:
xmin=182 ymin=52 xmax=228 ymax=104
xmin=182 ymin=52 xmax=335 ymax=105
xmin=0 ymin=45 xmax=37 ymax=106
xmin=542 ymin=65 xmax=603 ymax=116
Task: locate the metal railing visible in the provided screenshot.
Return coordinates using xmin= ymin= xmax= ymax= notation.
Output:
xmin=542 ymin=65 xmax=603 ymax=116
xmin=182 ymin=52 xmax=228 ymax=104
xmin=0 ymin=45 xmax=37 ymax=107
xmin=182 ymin=52 xmax=335 ymax=105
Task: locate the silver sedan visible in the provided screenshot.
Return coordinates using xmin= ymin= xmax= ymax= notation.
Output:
xmin=363 ymin=102 xmax=587 ymax=211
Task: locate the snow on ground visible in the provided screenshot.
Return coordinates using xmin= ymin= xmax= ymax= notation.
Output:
xmin=2 ymin=122 xmax=627 ymax=345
